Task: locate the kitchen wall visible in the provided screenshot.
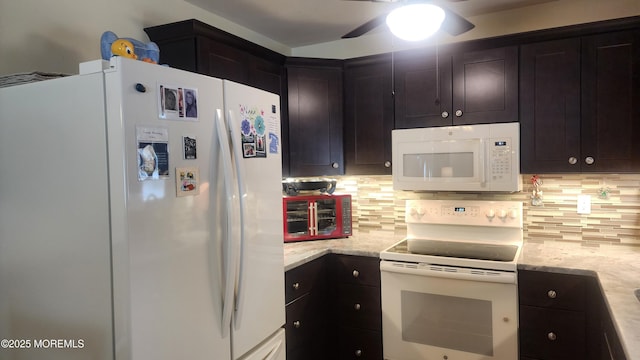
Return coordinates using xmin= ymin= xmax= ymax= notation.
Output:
xmin=2 ymin=0 xmax=640 ymax=76
xmin=0 ymin=0 xmax=290 ymax=76
xmin=334 ymin=174 xmax=640 ymax=246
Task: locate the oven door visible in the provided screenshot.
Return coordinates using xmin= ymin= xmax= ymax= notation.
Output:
xmin=380 ymin=261 xmax=518 ymax=360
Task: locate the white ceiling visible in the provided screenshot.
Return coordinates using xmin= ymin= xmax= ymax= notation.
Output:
xmin=184 ymin=0 xmax=557 ymax=47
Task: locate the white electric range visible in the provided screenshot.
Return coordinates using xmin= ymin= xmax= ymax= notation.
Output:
xmin=380 ymin=199 xmax=523 ymax=360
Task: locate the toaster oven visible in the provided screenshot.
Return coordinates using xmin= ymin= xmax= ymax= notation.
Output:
xmin=282 ymin=194 xmax=352 ymax=242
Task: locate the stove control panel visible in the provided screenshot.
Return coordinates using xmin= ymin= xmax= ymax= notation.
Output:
xmin=405 ymin=200 xmax=523 ymax=228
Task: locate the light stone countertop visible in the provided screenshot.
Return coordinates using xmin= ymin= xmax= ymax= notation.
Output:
xmin=283 ymin=232 xmax=640 ymax=360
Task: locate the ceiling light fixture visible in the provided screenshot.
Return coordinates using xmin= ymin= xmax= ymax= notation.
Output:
xmin=385 ymin=3 xmax=446 ymax=42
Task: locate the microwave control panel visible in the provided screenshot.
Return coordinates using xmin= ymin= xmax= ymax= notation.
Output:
xmin=489 ymin=138 xmax=513 ymax=180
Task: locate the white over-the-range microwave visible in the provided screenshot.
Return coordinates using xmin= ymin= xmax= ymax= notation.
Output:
xmin=392 ymin=122 xmax=521 ymax=192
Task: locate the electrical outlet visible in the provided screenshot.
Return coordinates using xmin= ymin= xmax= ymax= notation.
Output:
xmin=577 ymin=195 xmax=591 ymax=214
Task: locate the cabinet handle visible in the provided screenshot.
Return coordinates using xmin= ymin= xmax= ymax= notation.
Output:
xmin=332 ymin=162 xmax=339 ymax=169
xmin=547 ymin=332 xmax=557 ymax=341
xmin=355 ymin=349 xmax=362 ymax=357
xmin=293 ymin=320 xmax=301 ymax=328
xmin=352 ymin=270 xmax=360 ymax=278
xmin=585 ymin=156 xmax=595 ymax=165
xmin=441 ymin=111 xmax=449 ymax=118
xmin=568 ymin=157 xmax=578 ymax=165
xmin=455 ymin=109 xmax=463 ymax=117
xmin=293 ymin=282 xmax=300 ymax=290
xmin=547 ymin=290 xmax=557 ymax=299
xmin=384 ymin=161 xmax=391 ymax=168
xmin=354 ymin=303 xmax=361 ymax=311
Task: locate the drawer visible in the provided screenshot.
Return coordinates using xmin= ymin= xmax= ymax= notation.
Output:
xmin=518 ymin=270 xmax=587 ymax=311
xmin=336 ymin=327 xmax=383 ymax=360
xmin=519 ymin=305 xmax=586 ymax=360
xmin=285 ymin=293 xmax=327 ymax=360
xmin=285 ymin=256 xmax=325 ymax=304
xmin=334 ymin=284 xmax=381 ymax=330
xmin=330 ymin=255 xmax=380 ymax=287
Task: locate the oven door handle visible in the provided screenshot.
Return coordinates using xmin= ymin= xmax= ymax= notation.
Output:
xmin=380 ymin=261 xmax=517 ymax=284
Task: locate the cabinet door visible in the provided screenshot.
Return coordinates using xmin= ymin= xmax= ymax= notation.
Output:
xmin=329 ymin=255 xmax=381 ymax=287
xmin=285 ymin=257 xmax=328 ymax=360
xmin=336 ymin=327 xmax=383 ymax=360
xmin=249 ymin=55 xmax=284 ymax=95
xmin=581 ymin=29 xmax=640 ymax=172
xmin=287 ymin=65 xmax=344 ymax=176
xmin=601 ymin=301 xmax=627 ymax=360
xmin=519 ymin=305 xmax=587 ymax=360
xmin=394 ymin=48 xmax=453 ymax=128
xmin=520 ymin=38 xmax=581 ymax=173
xmin=452 ymin=46 xmax=518 ymax=125
xmin=344 ymin=56 xmax=394 ymax=174
xmin=197 ymin=37 xmax=250 ymax=84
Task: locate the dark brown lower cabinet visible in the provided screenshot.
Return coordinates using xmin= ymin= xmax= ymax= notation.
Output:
xmin=284 ymin=257 xmax=327 ymax=360
xmin=519 ymin=305 xmax=587 ymax=359
xmin=600 ymin=293 xmax=627 ymax=360
xmin=284 ymin=254 xmax=382 ymax=360
xmin=336 ymin=327 xmax=383 ymax=360
xmin=518 ymin=269 xmax=627 ymax=360
xmin=329 ymin=255 xmax=382 ymax=359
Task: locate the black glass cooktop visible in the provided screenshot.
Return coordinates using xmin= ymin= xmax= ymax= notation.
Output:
xmin=405 ymin=239 xmax=519 ymax=262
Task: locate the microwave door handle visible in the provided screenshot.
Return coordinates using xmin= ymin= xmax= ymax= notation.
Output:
xmin=479 ymin=138 xmax=486 ymax=185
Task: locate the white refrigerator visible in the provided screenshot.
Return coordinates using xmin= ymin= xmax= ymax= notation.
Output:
xmin=0 ymin=57 xmax=285 ymax=360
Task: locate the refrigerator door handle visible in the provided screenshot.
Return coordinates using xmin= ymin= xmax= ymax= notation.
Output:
xmin=215 ymin=108 xmax=240 ymax=338
xmin=226 ymin=109 xmax=248 ymax=328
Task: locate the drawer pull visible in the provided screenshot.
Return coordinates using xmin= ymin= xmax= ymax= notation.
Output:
xmin=547 ymin=290 xmax=557 ymax=299
xmin=355 ymin=349 xmax=362 ymax=357
xmin=292 ymin=282 xmax=300 ymax=290
xmin=354 ymin=303 xmax=361 ymax=311
xmin=547 ymin=332 xmax=557 ymax=341
xmin=293 ymin=320 xmax=301 ymax=328
xmin=352 ymin=270 xmax=360 ymax=278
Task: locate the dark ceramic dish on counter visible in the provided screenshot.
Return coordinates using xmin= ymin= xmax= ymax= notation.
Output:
xmin=282 ymin=178 xmax=337 ymax=196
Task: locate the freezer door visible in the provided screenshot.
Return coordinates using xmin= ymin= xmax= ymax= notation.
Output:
xmin=0 ymin=74 xmax=114 ymax=359
xmin=223 ymin=80 xmax=286 ymax=359
xmin=104 ymin=57 xmax=230 ymax=360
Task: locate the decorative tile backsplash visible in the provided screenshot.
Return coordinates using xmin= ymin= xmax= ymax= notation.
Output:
xmin=334 ymin=174 xmax=640 ymax=246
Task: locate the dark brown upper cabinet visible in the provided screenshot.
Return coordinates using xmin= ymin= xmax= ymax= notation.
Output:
xmin=520 ymin=38 xmax=582 ymax=173
xmin=343 ymin=55 xmax=394 ymax=175
xmin=286 ymin=58 xmax=344 ymax=177
xmin=581 ymin=29 xmax=640 ymax=172
xmin=520 ymin=29 xmax=640 ymax=173
xmin=144 ymin=19 xmax=285 ymax=95
xmin=394 ymin=45 xmax=518 ymax=129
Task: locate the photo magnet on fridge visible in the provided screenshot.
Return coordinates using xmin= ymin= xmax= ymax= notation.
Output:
xmin=136 ymin=126 xmax=170 ymax=181
xmin=183 ymin=136 xmax=197 ymax=159
xmin=176 ymin=167 xmax=200 ymax=197
xmin=239 ymin=105 xmax=267 ymax=158
xmin=158 ymin=83 xmax=199 ymax=121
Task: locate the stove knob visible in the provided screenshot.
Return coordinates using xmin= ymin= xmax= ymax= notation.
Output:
xmin=498 ymin=210 xmax=508 ymax=219
xmin=486 ymin=209 xmax=495 ymax=219
xmin=409 ymin=207 xmax=425 ymax=218
xmin=509 ymin=209 xmax=519 ymax=219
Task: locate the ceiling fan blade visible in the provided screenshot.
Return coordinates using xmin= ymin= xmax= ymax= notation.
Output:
xmin=440 ymin=4 xmax=475 ymax=36
xmin=342 ymin=14 xmax=388 ymax=39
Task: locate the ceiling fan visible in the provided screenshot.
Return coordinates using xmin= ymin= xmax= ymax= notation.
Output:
xmin=342 ymin=0 xmax=475 ymax=40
